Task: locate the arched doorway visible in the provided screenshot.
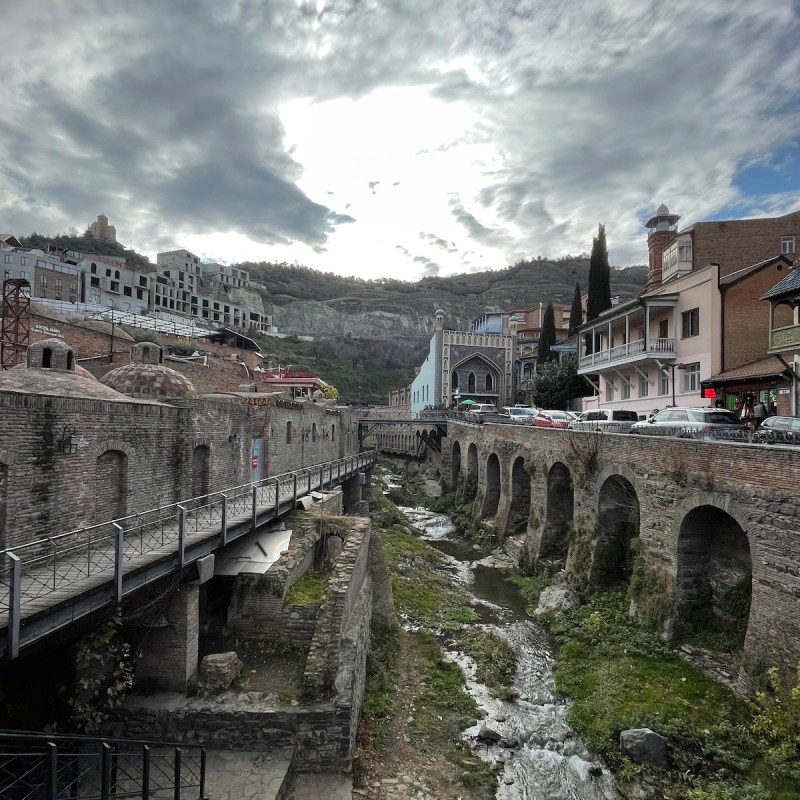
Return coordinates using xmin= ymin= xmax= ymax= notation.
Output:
xmin=540 ymin=462 xmax=573 ymax=565
xmin=481 ymin=453 xmax=501 ymax=518
xmin=192 ymin=445 xmax=211 ymax=497
xmin=95 ymin=450 xmax=128 ymax=521
xmin=674 ymin=506 xmax=752 ymax=651
xmin=508 ymin=456 xmax=531 ymax=536
xmin=592 ymin=475 xmax=639 ymax=587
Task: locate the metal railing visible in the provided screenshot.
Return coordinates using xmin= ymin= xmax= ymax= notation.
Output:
xmin=0 ymin=451 xmax=376 ymax=657
xmin=0 ymin=730 xmax=205 ymax=800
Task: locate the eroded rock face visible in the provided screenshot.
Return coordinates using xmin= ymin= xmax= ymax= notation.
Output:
xmin=619 ymin=728 xmax=668 ymax=767
xmin=199 ymin=652 xmax=245 ymax=692
xmin=533 ymin=585 xmax=580 ymax=617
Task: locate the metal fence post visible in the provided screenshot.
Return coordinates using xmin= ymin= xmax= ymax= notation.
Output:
xmin=8 ymin=552 xmax=20 ymax=659
xmin=199 ymin=748 xmax=207 ymax=800
xmin=220 ymin=494 xmax=228 ymax=546
xmin=293 ymin=472 xmax=298 ymax=507
xmin=273 ymin=478 xmax=280 ymax=511
xmin=46 ymin=741 xmax=57 ymax=800
xmin=101 ymin=742 xmax=112 ymax=800
xmin=174 ymin=747 xmax=182 ymax=800
xmin=251 ymin=485 xmax=258 ymax=531
xmin=113 ymin=523 xmax=124 ymax=604
xmin=320 ymin=464 xmax=324 ymax=491
xmin=142 ymin=744 xmax=151 ymax=800
xmin=178 ymin=505 xmax=187 ymax=568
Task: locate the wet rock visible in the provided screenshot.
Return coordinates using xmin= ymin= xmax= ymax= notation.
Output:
xmin=534 ymin=585 xmax=580 ymax=616
xmin=589 ymin=764 xmax=603 ymax=777
xmin=477 ymin=724 xmax=502 ymax=742
xmin=493 ymin=714 xmax=506 ymax=723
xmin=499 ymin=737 xmax=519 ymax=749
xmin=620 ymin=727 xmax=668 ymax=767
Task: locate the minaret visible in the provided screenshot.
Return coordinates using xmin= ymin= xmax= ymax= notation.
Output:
xmin=644 ymin=203 xmax=680 ymax=290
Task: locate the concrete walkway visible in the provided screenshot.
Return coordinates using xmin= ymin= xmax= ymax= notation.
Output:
xmin=286 ymin=774 xmax=353 ymax=800
xmin=202 ymin=750 xmax=295 ymax=800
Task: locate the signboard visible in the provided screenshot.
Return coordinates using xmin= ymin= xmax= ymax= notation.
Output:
xmin=703 ymin=387 xmax=716 ymax=399
xmin=251 ymin=456 xmax=259 ymax=469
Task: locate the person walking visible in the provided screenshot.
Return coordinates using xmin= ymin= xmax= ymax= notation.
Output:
xmin=753 ymin=400 xmax=767 ymax=429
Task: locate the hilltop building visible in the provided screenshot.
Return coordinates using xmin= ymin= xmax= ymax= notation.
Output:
xmin=86 ymin=214 xmax=117 ymax=244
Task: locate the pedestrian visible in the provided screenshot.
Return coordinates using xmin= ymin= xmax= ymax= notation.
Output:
xmin=753 ymin=400 xmax=767 ymax=429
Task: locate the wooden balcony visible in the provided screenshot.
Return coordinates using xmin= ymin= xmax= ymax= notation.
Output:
xmin=768 ymin=324 xmax=800 ymax=354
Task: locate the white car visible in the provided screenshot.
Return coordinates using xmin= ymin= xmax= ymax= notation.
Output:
xmin=499 ymin=406 xmax=536 ymax=424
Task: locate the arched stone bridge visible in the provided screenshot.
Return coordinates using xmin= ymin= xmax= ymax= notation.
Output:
xmin=433 ymin=421 xmax=800 ymax=690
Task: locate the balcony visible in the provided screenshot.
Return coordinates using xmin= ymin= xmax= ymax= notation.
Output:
xmin=768 ymin=324 xmax=800 ymax=354
xmin=579 ymin=337 xmax=676 ymax=371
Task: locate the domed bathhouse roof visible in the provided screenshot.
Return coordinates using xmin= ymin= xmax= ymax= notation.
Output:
xmin=0 ymin=339 xmax=135 ymax=402
xmin=100 ymin=343 xmax=197 ymax=400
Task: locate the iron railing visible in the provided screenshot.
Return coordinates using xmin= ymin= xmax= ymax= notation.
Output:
xmin=0 ymin=730 xmax=205 ymax=800
xmin=0 ymin=451 xmax=376 ymax=658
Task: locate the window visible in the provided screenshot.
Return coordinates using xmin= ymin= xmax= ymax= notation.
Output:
xmin=123 ymin=286 xmax=131 ymax=296
xmin=91 ymin=263 xmax=97 ymax=273
xmin=639 ymin=371 xmax=649 ymax=398
xmin=781 ymin=236 xmax=795 ymax=255
xmin=20 ymin=256 xmax=28 ymax=266
xmin=681 ymin=307 xmax=699 ymax=338
xmin=55 ymin=278 xmax=62 ymax=290
xmin=606 ymin=381 xmax=615 ymax=401
xmin=3 ymin=254 xmax=11 ymax=264
xmin=19 ymin=271 xmax=27 ymax=280
xmin=105 ymin=268 xmax=111 ymax=277
xmin=39 ymin=289 xmax=47 ymax=298
xmin=90 ymin=276 xmax=99 ymax=287
xmin=55 ymin=292 xmax=61 ymax=300
xmin=40 ymin=275 xmax=47 ymax=287
xmin=622 ymin=379 xmax=631 ymax=400
xmin=70 ymin=282 xmax=77 ymax=292
xmin=659 ymin=371 xmax=669 ymax=396
xmin=682 ymin=363 xmax=700 ymax=393
xmin=658 ymin=319 xmax=669 ymax=339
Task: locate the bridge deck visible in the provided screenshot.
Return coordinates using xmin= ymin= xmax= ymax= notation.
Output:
xmin=0 ymin=451 xmax=376 ymax=658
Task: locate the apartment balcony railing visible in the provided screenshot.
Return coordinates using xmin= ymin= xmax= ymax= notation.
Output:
xmin=768 ymin=324 xmax=800 ymax=353
xmin=579 ymin=337 xmax=675 ymax=370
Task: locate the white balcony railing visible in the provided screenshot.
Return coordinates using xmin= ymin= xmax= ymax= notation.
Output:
xmin=579 ymin=337 xmax=676 ymax=370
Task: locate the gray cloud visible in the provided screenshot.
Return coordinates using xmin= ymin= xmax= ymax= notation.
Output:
xmin=1 ymin=0 xmax=798 ymax=273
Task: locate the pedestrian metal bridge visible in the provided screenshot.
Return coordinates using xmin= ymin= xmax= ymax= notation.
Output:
xmin=0 ymin=451 xmax=377 ymax=660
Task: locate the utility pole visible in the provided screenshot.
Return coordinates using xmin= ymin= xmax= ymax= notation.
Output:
xmin=109 ymin=310 xmax=115 ymax=363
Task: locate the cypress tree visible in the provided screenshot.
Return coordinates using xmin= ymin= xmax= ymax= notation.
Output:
xmin=568 ymin=281 xmax=582 ymax=336
xmin=537 ymin=302 xmax=557 ymax=368
xmin=586 ymin=223 xmax=611 ymax=321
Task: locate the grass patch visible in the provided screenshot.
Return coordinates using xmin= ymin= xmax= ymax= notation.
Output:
xmin=545 ymin=589 xmax=800 ymax=799
xmin=286 ymin=569 xmax=330 ymax=605
xmin=456 ymin=630 xmax=517 ymax=697
xmin=505 ymin=574 xmax=549 ymax=615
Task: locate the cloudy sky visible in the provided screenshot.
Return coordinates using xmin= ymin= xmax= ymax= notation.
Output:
xmin=2 ymin=0 xmax=799 ymax=280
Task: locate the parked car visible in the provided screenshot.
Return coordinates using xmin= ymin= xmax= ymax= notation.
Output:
xmin=629 ymin=407 xmax=744 ymax=440
xmin=536 ymin=410 xmax=577 ymax=429
xmin=461 ymin=403 xmax=502 ymax=423
xmin=568 ymin=409 xmax=640 ymax=433
xmin=499 ymin=406 xmax=536 ymax=424
xmin=753 ymin=415 xmax=800 ymax=444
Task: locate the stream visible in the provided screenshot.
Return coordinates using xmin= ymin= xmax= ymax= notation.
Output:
xmin=399 ymin=506 xmax=621 ymax=800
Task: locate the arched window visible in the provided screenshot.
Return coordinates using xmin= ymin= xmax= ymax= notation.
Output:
xmin=451 ymin=373 xmax=458 ymax=389
xmin=312 ymin=423 xmax=319 ymax=442
xmin=468 ymin=372 xmax=476 ymax=393
xmin=142 ymin=346 xmax=151 ymax=362
xmin=331 ymin=424 xmax=335 ymax=440
xmin=66 ymin=352 xmax=74 ymax=371
xmin=485 ymin=373 xmax=493 ymax=391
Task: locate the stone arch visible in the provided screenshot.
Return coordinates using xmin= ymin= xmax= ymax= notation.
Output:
xmin=508 ymin=456 xmax=531 ymax=537
xmin=481 ymin=453 xmax=501 ymax=518
xmin=192 ymin=444 xmax=211 ymax=497
xmin=464 ymin=443 xmax=479 ymax=503
xmin=95 ymin=449 xmax=128 ymax=522
xmin=673 ymin=500 xmax=754 ymax=653
xmin=450 ymin=441 xmax=462 ymax=490
xmin=286 ymin=421 xmax=292 ymax=443
xmin=312 ymin=422 xmax=319 ymax=442
xmin=592 ymin=472 xmax=640 ymax=587
xmin=540 ymin=461 xmax=574 ymax=565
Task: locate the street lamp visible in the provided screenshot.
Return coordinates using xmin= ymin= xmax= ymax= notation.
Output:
xmin=669 ymin=363 xmax=686 ymax=407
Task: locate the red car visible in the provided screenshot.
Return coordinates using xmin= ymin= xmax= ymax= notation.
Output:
xmin=534 ymin=410 xmax=576 ymax=429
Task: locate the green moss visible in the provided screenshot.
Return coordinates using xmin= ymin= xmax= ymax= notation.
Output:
xmin=506 ymin=574 xmax=548 ymax=615
xmin=286 ymin=569 xmax=330 ymax=605
xmin=456 ymin=630 xmax=517 ymax=697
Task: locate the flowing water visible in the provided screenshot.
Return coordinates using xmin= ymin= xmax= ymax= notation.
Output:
xmin=399 ymin=506 xmax=620 ymax=800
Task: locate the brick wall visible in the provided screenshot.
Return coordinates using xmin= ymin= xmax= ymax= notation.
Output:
xmin=722 ymin=260 xmax=795 ymax=370
xmin=692 ymin=210 xmax=800 ymax=277
xmin=447 ymin=421 xmax=800 ymax=689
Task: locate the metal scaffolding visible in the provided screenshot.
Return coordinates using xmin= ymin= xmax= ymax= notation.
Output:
xmin=1 ymin=278 xmax=31 ymax=370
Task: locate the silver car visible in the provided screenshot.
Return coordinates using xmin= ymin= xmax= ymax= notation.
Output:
xmin=629 ymin=407 xmax=744 ymax=440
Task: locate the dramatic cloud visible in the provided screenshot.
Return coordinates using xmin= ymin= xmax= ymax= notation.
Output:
xmin=2 ymin=0 xmax=798 ymax=279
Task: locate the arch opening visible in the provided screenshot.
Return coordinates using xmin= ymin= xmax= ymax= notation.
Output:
xmin=450 ymin=441 xmax=462 ymax=491
xmin=481 ymin=453 xmax=501 ymax=519
xmin=95 ymin=450 xmax=128 ymax=521
xmin=540 ymin=462 xmax=574 ymax=566
xmin=464 ymin=444 xmax=479 ymax=503
xmin=674 ymin=505 xmax=752 ymax=652
xmin=592 ymin=475 xmax=640 ymax=587
xmin=508 ymin=456 xmax=531 ymax=537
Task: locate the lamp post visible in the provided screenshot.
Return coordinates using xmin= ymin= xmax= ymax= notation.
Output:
xmin=669 ymin=363 xmax=686 ymax=407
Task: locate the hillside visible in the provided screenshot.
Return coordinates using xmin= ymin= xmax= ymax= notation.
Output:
xmin=243 ymin=257 xmax=648 ymax=337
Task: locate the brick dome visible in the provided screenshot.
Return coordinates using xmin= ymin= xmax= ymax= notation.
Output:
xmin=100 ymin=363 xmax=198 ymax=400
